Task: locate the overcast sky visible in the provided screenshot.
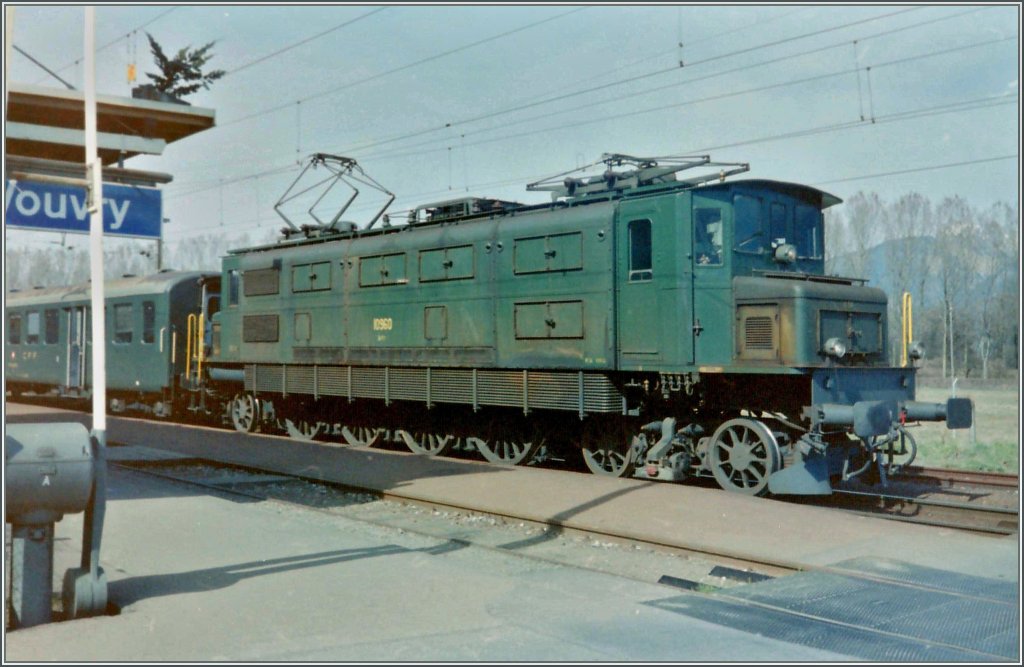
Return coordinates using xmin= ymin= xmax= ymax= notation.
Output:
xmin=5 ymin=3 xmax=1020 ymax=253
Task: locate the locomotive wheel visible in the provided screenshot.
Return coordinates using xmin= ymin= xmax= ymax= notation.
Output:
xmin=230 ymin=393 xmax=260 ymax=433
xmin=707 ymin=418 xmax=781 ymax=496
xmin=399 ymin=430 xmax=457 ymax=456
xmin=285 ymin=418 xmax=322 ymax=441
xmin=581 ymin=419 xmax=641 ymax=477
xmin=471 ymin=421 xmax=543 ymax=466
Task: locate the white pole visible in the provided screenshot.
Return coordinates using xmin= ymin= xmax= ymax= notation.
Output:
xmin=85 ymin=6 xmax=105 ymax=434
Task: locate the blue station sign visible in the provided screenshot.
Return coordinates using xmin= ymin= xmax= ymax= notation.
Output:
xmin=4 ymin=179 xmax=163 ymax=239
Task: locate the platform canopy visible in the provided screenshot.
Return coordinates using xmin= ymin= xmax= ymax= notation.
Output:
xmin=5 ymin=82 xmax=215 ymax=183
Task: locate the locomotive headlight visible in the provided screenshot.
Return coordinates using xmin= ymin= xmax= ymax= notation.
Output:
xmin=908 ymin=341 xmax=926 ymax=360
xmin=824 ymin=337 xmax=847 ymax=359
xmin=773 ymin=243 xmax=797 ymax=264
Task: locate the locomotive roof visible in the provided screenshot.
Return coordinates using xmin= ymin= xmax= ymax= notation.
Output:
xmin=229 ymin=176 xmax=841 ymax=256
xmin=6 ymin=270 xmax=217 ymax=307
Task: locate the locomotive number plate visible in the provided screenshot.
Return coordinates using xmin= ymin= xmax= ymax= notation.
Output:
xmin=373 ymin=317 xmax=393 ymax=331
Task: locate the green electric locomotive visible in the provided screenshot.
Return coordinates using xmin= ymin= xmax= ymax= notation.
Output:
xmin=204 ymin=153 xmax=971 ymax=495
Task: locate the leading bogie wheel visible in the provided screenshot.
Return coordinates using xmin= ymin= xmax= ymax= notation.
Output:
xmin=707 ymin=418 xmax=781 ymax=496
xmin=230 ymin=393 xmax=260 ymax=433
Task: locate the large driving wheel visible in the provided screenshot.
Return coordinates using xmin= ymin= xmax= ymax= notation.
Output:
xmin=581 ymin=419 xmax=642 ymax=477
xmin=470 ymin=421 xmax=542 ymax=466
xmin=399 ymin=430 xmax=458 ymax=456
xmin=285 ymin=418 xmax=323 ymax=441
xmin=707 ymin=418 xmax=781 ymax=496
xmin=230 ymin=393 xmax=259 ymax=433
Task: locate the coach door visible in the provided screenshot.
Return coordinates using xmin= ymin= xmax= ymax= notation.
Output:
xmin=66 ymin=305 xmax=87 ymax=389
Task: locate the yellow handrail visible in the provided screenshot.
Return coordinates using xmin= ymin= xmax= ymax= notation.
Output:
xmin=185 ymin=313 xmax=196 ymax=381
xmin=197 ymin=312 xmax=204 ymax=382
xmin=901 ymin=292 xmax=913 ymax=367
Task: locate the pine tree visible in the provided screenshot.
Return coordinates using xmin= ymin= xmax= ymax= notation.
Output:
xmin=145 ymin=32 xmax=225 ymax=100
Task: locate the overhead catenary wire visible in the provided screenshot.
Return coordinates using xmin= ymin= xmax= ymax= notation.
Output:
xmin=32 ymin=6 xmax=178 ymax=84
xmin=166 ymin=6 xmax=968 ymax=198
xmin=161 ymin=92 xmax=1016 ymax=241
xmin=220 ymin=7 xmax=589 ymax=127
xmin=223 ymin=7 xmax=388 ymax=78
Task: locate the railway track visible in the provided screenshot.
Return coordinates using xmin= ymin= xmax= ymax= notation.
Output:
xmin=826 ymin=488 xmax=1019 ymax=536
xmin=11 ymin=395 xmax=1019 ymax=538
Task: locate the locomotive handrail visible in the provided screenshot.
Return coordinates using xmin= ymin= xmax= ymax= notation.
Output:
xmin=526 ymin=153 xmax=749 ymax=200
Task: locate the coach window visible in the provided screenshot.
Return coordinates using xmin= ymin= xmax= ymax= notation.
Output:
xmin=9 ymin=314 xmax=22 ymax=344
xmin=113 ymin=303 xmax=134 ymax=344
xmin=44 ymin=309 xmax=59 ymax=345
xmin=142 ymin=301 xmax=156 ymax=344
xmin=628 ymin=219 xmax=653 ymax=281
xmin=695 ymin=208 xmax=723 ymax=266
xmin=26 ymin=311 xmax=41 ymax=344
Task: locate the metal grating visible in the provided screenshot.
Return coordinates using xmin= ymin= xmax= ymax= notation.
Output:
xmin=286 ymin=365 xmax=314 ymax=395
xmin=253 ymin=365 xmax=283 ymax=393
xmin=829 ymin=557 xmax=1018 ymax=605
xmin=316 ymin=366 xmax=349 ymax=397
xmin=245 ymin=363 xmax=624 ymax=414
xmin=744 ymin=316 xmax=774 ymax=349
xmin=662 ymin=559 xmax=1020 ymax=661
xmin=430 ymin=368 xmax=474 ymax=404
xmin=351 ymin=367 xmax=385 ymax=399
xmin=389 ymin=367 xmax=426 ymax=401
xmin=646 ymin=594 xmax=987 ymax=662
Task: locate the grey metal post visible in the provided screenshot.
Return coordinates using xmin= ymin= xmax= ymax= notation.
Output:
xmin=10 ymin=524 xmax=54 ymax=628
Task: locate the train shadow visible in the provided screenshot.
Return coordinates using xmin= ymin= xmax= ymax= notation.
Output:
xmin=496 ymin=483 xmax=646 ymax=551
xmin=109 ymin=540 xmax=469 ymax=606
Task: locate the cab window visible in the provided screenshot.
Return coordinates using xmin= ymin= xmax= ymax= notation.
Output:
xmin=734 ymin=195 xmax=764 ymax=253
xmin=795 ymin=205 xmax=822 ymax=259
xmin=770 ymin=203 xmax=788 ymax=242
xmin=695 ymin=208 xmax=723 ymax=266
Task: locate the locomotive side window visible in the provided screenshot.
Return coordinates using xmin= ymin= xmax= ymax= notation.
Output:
xmin=695 ymin=208 xmax=723 ymax=266
xmin=795 ymin=205 xmax=822 ymax=259
xmin=228 ymin=270 xmax=240 ymax=306
xmin=734 ymin=195 xmax=765 ymax=253
xmin=26 ymin=311 xmax=41 ymax=344
xmin=113 ymin=303 xmax=133 ymax=344
xmin=45 ymin=309 xmax=59 ymax=345
xmin=770 ymin=203 xmax=788 ymax=242
xmin=627 ymin=219 xmax=652 ymax=281
xmin=9 ymin=313 xmax=22 ymax=344
xmin=142 ymin=301 xmax=156 ymax=344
